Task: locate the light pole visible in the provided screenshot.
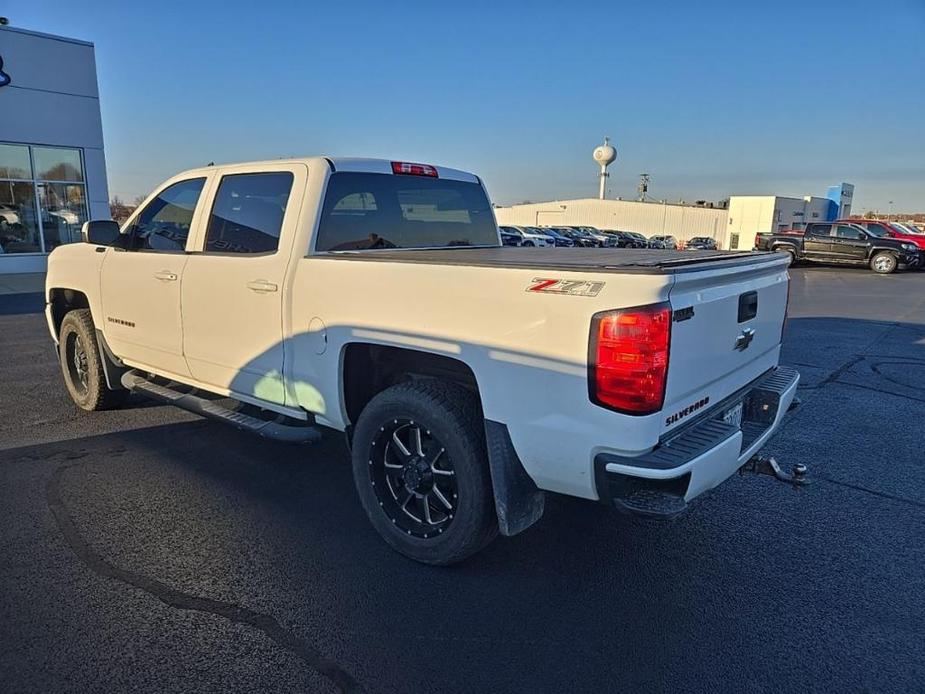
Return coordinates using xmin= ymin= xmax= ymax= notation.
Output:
xmin=888 ymin=201 xmax=894 ymax=220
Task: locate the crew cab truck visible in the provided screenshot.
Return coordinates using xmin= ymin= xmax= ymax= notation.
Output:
xmin=767 ymin=221 xmax=920 ymax=274
xmin=46 ymin=157 xmax=801 ymax=565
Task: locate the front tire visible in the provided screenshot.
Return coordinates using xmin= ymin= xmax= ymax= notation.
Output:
xmin=870 ymin=252 xmax=897 ymax=274
xmin=522 ymin=240 xmax=535 ymax=247
xmin=351 ymin=381 xmax=498 ymax=565
xmin=59 ymin=309 xmax=127 ymax=411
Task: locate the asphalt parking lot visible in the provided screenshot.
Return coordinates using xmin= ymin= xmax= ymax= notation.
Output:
xmin=1 ymin=266 xmax=924 ymax=693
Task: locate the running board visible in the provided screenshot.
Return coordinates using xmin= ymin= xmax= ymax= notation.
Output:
xmin=121 ymin=371 xmax=322 ymax=443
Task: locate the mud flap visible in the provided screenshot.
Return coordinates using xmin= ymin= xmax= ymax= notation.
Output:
xmin=95 ymin=329 xmax=130 ymax=391
xmin=484 ymin=420 xmax=545 ymax=536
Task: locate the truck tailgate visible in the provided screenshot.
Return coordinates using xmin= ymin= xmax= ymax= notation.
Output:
xmin=662 ymin=253 xmax=790 ymax=434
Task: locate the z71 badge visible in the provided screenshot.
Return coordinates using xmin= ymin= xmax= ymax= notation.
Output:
xmin=526 ymin=278 xmax=605 ymax=297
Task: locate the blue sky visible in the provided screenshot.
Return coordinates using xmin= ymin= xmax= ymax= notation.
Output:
xmin=8 ymin=0 xmax=925 ymax=211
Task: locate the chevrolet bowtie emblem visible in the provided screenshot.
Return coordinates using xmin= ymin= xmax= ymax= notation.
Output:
xmin=734 ymin=328 xmax=755 ymax=351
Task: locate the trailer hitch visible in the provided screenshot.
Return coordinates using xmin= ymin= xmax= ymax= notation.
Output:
xmin=739 ymin=454 xmax=809 ymax=488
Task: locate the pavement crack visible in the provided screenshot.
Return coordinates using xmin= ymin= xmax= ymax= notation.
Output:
xmin=817 ymin=474 xmax=925 ymax=510
xmin=829 ymin=380 xmax=925 ymax=404
xmin=46 ymin=461 xmax=363 ymax=694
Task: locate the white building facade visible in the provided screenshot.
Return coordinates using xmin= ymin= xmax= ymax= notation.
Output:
xmin=0 ymin=25 xmax=109 ymax=275
xmin=725 ymin=195 xmax=833 ymax=250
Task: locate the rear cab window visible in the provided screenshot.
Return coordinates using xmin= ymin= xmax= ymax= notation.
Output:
xmin=315 ymin=172 xmax=498 ymax=251
xmin=805 ymin=223 xmax=833 ymax=237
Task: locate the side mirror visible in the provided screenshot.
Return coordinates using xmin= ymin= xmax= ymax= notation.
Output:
xmin=81 ymin=220 xmax=121 ymax=246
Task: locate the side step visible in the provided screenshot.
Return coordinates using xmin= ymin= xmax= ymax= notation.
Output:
xmin=121 ymin=371 xmax=322 ymax=443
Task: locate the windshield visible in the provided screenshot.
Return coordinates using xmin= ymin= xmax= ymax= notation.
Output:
xmin=316 ymin=172 xmax=498 ymax=251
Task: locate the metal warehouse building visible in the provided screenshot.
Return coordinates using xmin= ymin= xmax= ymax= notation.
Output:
xmin=493 ymin=198 xmax=728 ymax=245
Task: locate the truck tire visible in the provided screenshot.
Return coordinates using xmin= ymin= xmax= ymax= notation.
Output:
xmin=59 ymin=309 xmax=127 ymax=411
xmin=351 ymin=380 xmax=498 ymax=565
xmin=870 ymin=252 xmax=897 ymax=274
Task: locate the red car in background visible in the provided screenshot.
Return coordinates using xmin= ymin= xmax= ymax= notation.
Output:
xmin=840 ymin=219 xmax=925 ymax=251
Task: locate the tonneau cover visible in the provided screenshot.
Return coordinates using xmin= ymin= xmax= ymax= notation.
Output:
xmin=316 ymin=247 xmax=779 ymax=274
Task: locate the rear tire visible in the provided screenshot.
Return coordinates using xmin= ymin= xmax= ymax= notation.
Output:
xmin=59 ymin=309 xmax=127 ymax=411
xmin=870 ymin=252 xmax=897 ymax=274
xmin=351 ymin=380 xmax=498 ymax=565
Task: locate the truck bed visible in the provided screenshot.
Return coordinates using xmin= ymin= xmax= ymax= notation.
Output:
xmin=319 ymin=247 xmax=775 ymax=274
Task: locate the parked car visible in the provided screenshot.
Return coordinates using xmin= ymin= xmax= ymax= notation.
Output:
xmin=891 ymin=222 xmax=923 ymax=236
xmin=499 ymin=227 xmax=521 ymax=246
xmin=573 ymin=227 xmax=610 ymax=247
xmin=766 ymin=221 xmax=920 ymax=274
xmin=648 ymin=235 xmax=679 ymax=250
xmin=599 ymin=230 xmax=634 ymax=247
xmin=622 ymin=231 xmax=648 ymax=248
xmin=686 ymin=236 xmax=718 ymax=250
xmin=570 ymin=226 xmax=613 ymax=247
xmin=840 ymin=219 xmax=925 ymax=253
xmin=504 ymin=225 xmax=555 ymax=247
xmin=557 ymin=228 xmax=599 ymax=247
xmin=538 ymin=227 xmax=575 ymax=247
xmin=45 ymin=155 xmax=801 ymax=565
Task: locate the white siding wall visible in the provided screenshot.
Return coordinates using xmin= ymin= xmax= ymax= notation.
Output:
xmin=726 ymin=195 xmax=834 ymax=250
xmin=494 ymin=198 xmax=728 ymax=245
xmin=726 ymin=196 xmax=775 ymax=250
xmin=0 ymin=26 xmax=109 ymax=274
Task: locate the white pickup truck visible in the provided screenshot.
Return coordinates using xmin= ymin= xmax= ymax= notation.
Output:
xmin=46 ymin=157 xmax=802 ymax=564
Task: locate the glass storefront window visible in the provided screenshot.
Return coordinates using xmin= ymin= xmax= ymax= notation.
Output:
xmin=0 ymin=144 xmax=32 ymax=180
xmin=0 ymin=143 xmax=89 ymax=254
xmin=38 ymin=183 xmax=88 ymax=250
xmin=33 ymin=146 xmax=85 ymax=183
xmin=0 ymin=181 xmax=43 ymax=254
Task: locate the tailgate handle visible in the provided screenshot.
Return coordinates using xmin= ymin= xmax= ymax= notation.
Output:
xmin=738 ymin=291 xmax=758 ymax=322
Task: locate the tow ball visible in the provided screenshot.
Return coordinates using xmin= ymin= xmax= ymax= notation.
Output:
xmin=739 ymin=454 xmax=809 ymax=488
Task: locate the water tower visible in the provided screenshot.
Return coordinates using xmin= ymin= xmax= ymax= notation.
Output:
xmin=592 ymin=137 xmax=617 ymax=200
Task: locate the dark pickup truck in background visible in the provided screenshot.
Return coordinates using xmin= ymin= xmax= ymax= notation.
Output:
xmin=765 ymin=222 xmax=922 ymax=274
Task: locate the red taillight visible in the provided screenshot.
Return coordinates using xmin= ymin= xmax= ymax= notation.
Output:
xmin=391 ymin=161 xmax=438 ymax=177
xmin=589 ymin=303 xmax=671 ymax=415
xmin=755 ymin=233 xmax=761 ymax=248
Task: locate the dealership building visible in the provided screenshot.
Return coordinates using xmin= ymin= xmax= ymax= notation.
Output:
xmin=0 ymin=23 xmax=109 ymax=276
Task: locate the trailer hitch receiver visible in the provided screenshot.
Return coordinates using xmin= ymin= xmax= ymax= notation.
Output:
xmin=739 ymin=454 xmax=809 ymax=488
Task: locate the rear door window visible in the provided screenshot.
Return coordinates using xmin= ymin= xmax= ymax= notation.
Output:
xmin=805 ymin=224 xmax=832 ymax=237
xmin=835 ymin=225 xmax=863 ymax=239
xmin=204 ymin=172 xmax=294 ymax=254
xmin=315 ymin=172 xmax=497 ymax=251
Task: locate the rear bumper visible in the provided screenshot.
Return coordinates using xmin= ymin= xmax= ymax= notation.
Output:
xmin=594 ymin=366 xmax=800 ymax=515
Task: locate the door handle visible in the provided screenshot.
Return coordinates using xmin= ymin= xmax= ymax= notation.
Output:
xmin=154 ymin=271 xmax=178 ymax=281
xmin=247 ymin=279 xmax=278 ymax=293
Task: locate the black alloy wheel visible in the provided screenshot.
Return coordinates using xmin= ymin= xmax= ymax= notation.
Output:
xmin=369 ymin=418 xmax=458 ymax=538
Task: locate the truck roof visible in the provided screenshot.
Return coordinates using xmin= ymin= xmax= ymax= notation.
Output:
xmin=170 ymin=157 xmax=480 ymax=184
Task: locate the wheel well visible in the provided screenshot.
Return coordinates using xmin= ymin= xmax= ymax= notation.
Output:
xmin=48 ymin=288 xmax=91 ymax=337
xmin=342 ymin=343 xmax=480 ymax=425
